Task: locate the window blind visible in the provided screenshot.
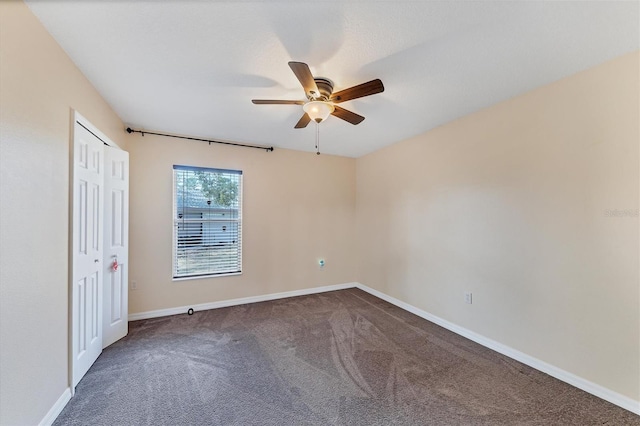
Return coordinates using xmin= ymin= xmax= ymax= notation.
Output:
xmin=173 ymin=165 xmax=242 ymax=279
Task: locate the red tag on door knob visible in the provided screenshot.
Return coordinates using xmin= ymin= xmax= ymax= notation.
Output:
xmin=112 ymin=258 xmax=118 ymax=271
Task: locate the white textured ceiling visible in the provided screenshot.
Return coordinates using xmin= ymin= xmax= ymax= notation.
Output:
xmin=26 ymin=1 xmax=639 ymax=157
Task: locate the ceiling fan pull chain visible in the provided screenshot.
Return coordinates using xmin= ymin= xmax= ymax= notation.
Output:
xmin=315 ymin=123 xmax=321 ymax=155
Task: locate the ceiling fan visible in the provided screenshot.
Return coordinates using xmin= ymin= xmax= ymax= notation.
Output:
xmin=252 ymin=61 xmax=384 ymax=128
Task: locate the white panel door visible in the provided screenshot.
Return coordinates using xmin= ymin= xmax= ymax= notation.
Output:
xmin=72 ymin=122 xmax=104 ymax=387
xmin=103 ymin=146 xmax=129 ymax=348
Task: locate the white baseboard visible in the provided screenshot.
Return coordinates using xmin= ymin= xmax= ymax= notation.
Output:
xmin=39 ymin=387 xmax=71 ymax=426
xmin=128 ymin=282 xmax=358 ymax=321
xmin=354 ymin=283 xmax=640 ymax=416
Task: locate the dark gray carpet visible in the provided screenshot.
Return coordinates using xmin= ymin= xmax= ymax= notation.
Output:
xmin=55 ymin=288 xmax=639 ymax=425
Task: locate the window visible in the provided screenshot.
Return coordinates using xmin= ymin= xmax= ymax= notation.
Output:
xmin=173 ymin=165 xmax=242 ymax=279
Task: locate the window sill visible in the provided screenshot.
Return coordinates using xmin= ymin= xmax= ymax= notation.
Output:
xmin=172 ymin=272 xmax=242 ymax=282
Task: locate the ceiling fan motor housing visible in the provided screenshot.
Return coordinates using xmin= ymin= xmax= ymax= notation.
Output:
xmin=311 ymin=78 xmax=334 ymax=101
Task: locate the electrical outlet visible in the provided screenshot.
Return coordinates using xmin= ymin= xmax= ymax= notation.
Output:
xmin=131 ymin=280 xmax=137 ymax=290
xmin=464 ymin=292 xmax=472 ymax=304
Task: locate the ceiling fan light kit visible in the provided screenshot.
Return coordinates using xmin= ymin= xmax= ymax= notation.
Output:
xmin=303 ymin=101 xmax=335 ymax=123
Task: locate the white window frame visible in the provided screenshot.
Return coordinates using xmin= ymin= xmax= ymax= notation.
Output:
xmin=172 ymin=165 xmax=243 ymax=280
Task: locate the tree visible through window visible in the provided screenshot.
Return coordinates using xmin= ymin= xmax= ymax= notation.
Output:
xmin=173 ymin=165 xmax=242 ymax=278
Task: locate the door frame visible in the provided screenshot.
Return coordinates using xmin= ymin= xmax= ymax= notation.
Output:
xmin=68 ymin=111 xmax=123 ymax=395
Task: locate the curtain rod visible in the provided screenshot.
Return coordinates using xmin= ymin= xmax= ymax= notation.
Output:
xmin=125 ymin=127 xmax=274 ymax=152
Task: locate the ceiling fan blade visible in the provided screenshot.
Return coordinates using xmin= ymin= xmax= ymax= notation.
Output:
xmin=330 ymin=79 xmax=384 ymax=103
xmin=252 ymin=99 xmax=305 ymax=105
xmin=331 ymin=105 xmax=365 ymax=125
xmin=294 ymin=113 xmax=311 ymax=129
xmin=288 ymin=62 xmax=320 ymax=98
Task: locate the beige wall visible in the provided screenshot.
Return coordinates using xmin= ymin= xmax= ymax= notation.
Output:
xmin=356 ymin=51 xmax=640 ymax=401
xmin=127 ymin=134 xmax=356 ymax=314
xmin=0 ymin=2 xmax=126 ymax=425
